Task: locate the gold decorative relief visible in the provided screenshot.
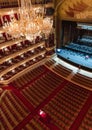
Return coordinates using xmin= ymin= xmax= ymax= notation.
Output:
xmin=56 ymin=0 xmax=92 ymax=20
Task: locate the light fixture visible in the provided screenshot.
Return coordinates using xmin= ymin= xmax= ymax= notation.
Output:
xmin=31 ymin=49 xmax=34 ymax=53
xmin=41 ymin=45 xmax=44 ymax=48
xmin=3 ymin=0 xmax=53 ymax=41
xmin=17 ymin=43 xmax=21 ymax=46
xmin=8 ymin=59 xmax=12 ymax=63
xmin=0 ymin=77 xmax=4 ymax=81
xmin=33 ymin=58 xmax=36 ymax=61
xmin=20 ymin=54 xmax=24 ymax=58
xmin=56 ymin=49 xmax=61 ymax=53
xmin=12 ymin=69 xmax=15 ymax=73
xmin=23 ymin=63 xmax=26 ymax=66
xmin=4 ymin=47 xmax=8 ymax=51
xmin=42 ymin=54 xmax=44 ymax=57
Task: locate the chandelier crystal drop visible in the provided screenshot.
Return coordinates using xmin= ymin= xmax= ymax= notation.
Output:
xmin=3 ymin=0 xmax=53 ymax=41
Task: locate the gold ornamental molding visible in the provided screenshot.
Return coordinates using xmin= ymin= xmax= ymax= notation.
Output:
xmin=55 ymin=0 xmax=92 ymax=21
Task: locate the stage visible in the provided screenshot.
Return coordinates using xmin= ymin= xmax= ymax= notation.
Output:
xmin=56 ymin=49 xmax=92 ymax=72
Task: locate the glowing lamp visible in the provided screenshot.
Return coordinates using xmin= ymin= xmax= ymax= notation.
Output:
xmin=56 ymin=49 xmax=61 ymax=53
xmin=38 ymin=110 xmax=47 ymax=118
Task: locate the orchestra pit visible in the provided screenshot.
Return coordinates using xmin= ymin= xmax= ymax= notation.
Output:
xmin=0 ymin=0 xmax=92 ymax=130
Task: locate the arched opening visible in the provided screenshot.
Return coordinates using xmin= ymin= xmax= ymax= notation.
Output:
xmin=55 ymin=0 xmax=92 ymax=71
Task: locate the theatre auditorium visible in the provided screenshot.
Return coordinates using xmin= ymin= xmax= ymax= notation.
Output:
xmin=0 ymin=0 xmax=92 ymax=130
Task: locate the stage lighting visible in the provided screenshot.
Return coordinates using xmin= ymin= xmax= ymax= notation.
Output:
xmin=56 ymin=49 xmax=61 ymax=53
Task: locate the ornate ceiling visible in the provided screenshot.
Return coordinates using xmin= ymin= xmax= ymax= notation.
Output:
xmin=56 ymin=0 xmax=92 ymax=21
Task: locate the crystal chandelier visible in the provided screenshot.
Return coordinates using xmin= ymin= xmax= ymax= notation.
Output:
xmin=3 ymin=0 xmax=53 ymax=41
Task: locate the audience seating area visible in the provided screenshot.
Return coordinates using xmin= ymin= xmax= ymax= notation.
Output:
xmin=33 ymin=0 xmax=53 ymax=4
xmin=45 ymin=59 xmax=56 ymax=67
xmin=0 ymin=1 xmax=55 ymax=83
xmin=1 ymin=2 xmax=92 ymax=129
xmin=0 ymin=38 xmax=46 ymax=82
xmin=11 ymin=65 xmax=47 ymax=89
xmin=44 ymin=59 xmax=92 ymax=90
xmin=78 ymin=105 xmax=92 ymax=130
xmin=43 ymin=83 xmax=90 ymax=130
xmin=22 ymin=115 xmax=49 ymax=130
xmin=0 ymin=54 xmax=46 ymax=81
xmin=22 ymin=71 xmax=63 ymax=107
xmin=0 ymin=0 xmax=18 ymax=8
xmin=0 ymin=39 xmax=45 ymax=59
xmin=52 ymin=63 xmax=72 ymax=78
xmin=1 ymin=91 xmax=30 ymax=130
xmin=1 ymin=65 xmax=92 ymax=130
xmin=71 ymin=73 xmax=92 ymax=89
xmin=0 ymin=32 xmax=56 ymax=82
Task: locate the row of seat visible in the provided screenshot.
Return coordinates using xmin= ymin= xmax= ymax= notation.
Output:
xmin=0 ymin=87 xmax=3 ymax=96
xmin=22 ymin=71 xmax=63 ymax=107
xmin=71 ymin=73 xmax=92 ymax=88
xmin=0 ymin=40 xmax=45 ymax=58
xmin=32 ymin=0 xmax=53 ymax=4
xmin=0 ymin=46 xmax=45 ymax=67
xmin=45 ymin=59 xmax=56 ymax=67
xmin=1 ymin=91 xmax=30 ymax=130
xmin=0 ymin=36 xmax=46 ymax=78
xmin=44 ymin=58 xmax=92 ymax=91
xmin=0 ymin=32 xmax=44 ymax=45
xmin=22 ymin=115 xmax=49 ymax=130
xmin=53 ymin=63 xmax=72 ymax=77
xmin=1 ymin=66 xmax=91 ymax=130
xmin=12 ymin=65 xmax=46 ymax=89
xmin=0 ymin=1 xmax=18 ymax=9
xmin=78 ymin=105 xmax=92 ymax=130
xmin=0 ymin=54 xmax=45 ymax=81
xmin=43 ymin=83 xmax=89 ymax=130
xmin=63 ymin=83 xmax=89 ymax=98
